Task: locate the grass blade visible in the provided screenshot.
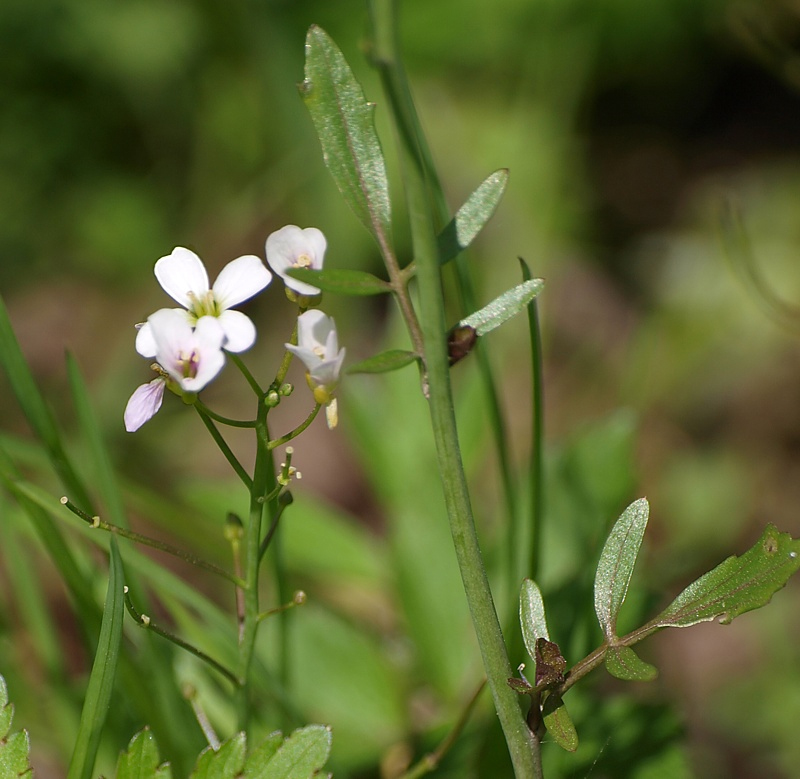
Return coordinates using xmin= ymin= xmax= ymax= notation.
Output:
xmin=67 ymin=536 xmax=125 ymax=779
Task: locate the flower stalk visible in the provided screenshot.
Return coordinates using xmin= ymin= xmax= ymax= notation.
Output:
xmin=367 ymin=1 xmax=539 ymax=775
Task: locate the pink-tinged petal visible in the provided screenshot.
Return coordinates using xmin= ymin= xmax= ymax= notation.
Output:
xmin=212 ymin=255 xmax=272 ymax=309
xmin=218 ymin=310 xmax=256 ymax=353
xmin=124 ymin=379 xmax=165 ymax=432
xmin=148 ymin=308 xmax=194 ymax=373
xmin=181 ymin=316 xmax=226 ymax=391
xmin=154 ymin=247 xmax=210 ymax=307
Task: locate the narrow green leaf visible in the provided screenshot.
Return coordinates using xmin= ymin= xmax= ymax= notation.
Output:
xmin=286 ymin=267 xmax=391 ymax=296
xmin=437 ymin=169 xmax=509 ymax=264
xmin=301 ymin=25 xmax=391 ymax=244
xmin=605 ymin=646 xmax=658 ymax=682
xmin=190 ymin=733 xmax=246 ymax=779
xmin=653 ymin=524 xmax=800 ymax=628
xmin=0 ymin=294 xmax=91 ymax=508
xmin=346 ymin=349 xmax=418 ymax=375
xmin=67 ymin=537 xmax=125 ymax=779
xmin=116 ymin=727 xmax=173 ymax=779
xmin=594 ymin=498 xmax=649 ymax=640
xmin=243 ymin=732 xmax=283 ymax=778
xmin=541 ymin=694 xmax=578 ymax=752
xmin=262 ymin=725 xmax=332 ymax=779
xmin=459 ymin=279 xmax=544 ymax=336
xmin=519 ymin=578 xmax=549 ymax=661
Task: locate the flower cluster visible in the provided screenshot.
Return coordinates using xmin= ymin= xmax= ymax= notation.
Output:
xmin=125 ymin=225 xmax=344 ymax=432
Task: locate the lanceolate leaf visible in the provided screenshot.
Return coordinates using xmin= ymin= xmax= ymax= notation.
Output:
xmin=67 ymin=537 xmax=125 ymax=779
xmin=346 ymin=349 xmax=419 ymax=374
xmin=286 ymin=267 xmax=391 ymax=296
xmin=459 ymin=279 xmax=544 ymax=336
xmin=605 ymin=646 xmax=658 ymax=682
xmin=301 ymin=25 xmax=391 ymax=246
xmin=652 ymin=524 xmax=800 ymax=629
xmin=437 ymin=169 xmax=509 ymax=264
xmin=594 ymin=498 xmax=649 ymax=641
xmin=519 ymin=578 xmax=550 ymax=661
xmin=541 ymin=694 xmax=578 ymax=753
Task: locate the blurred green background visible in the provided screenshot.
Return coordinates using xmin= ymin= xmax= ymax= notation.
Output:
xmin=2 ymin=0 xmax=800 ymax=777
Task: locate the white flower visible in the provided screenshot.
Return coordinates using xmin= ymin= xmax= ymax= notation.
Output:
xmin=124 ymin=377 xmax=166 ymax=432
xmin=149 ymin=308 xmax=226 ymax=392
xmin=285 ymin=310 xmax=345 ymax=417
xmin=265 ymin=225 xmax=327 ymax=296
xmin=136 ymin=247 xmax=271 ymax=357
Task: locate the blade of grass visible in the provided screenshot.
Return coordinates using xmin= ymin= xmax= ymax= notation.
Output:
xmin=67 ymin=536 xmax=125 ymax=779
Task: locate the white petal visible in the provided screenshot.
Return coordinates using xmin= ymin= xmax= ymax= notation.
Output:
xmin=154 ymin=247 xmax=210 ymax=307
xmin=148 ymin=308 xmax=195 ymax=373
xmin=135 ymin=309 xmax=192 ymax=357
xmin=124 ymin=379 xmax=165 ymax=432
xmin=285 ymin=343 xmax=320 ymax=373
xmin=302 ymin=227 xmax=327 ymax=265
xmin=309 ymin=347 xmax=345 ymax=389
xmin=135 ymin=322 xmax=157 ymax=358
xmin=218 ymin=310 xmax=256 ymax=353
xmin=296 ymin=309 xmax=330 ymax=350
xmin=265 ymin=225 xmax=327 ymax=296
xmin=212 ymin=255 xmax=272 ymax=309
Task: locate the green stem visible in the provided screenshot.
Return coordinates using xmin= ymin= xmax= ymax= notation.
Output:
xmin=124 ymin=587 xmax=239 ymax=686
xmin=367 ymin=2 xmax=538 ymax=775
xmin=61 ymin=498 xmax=246 ymax=587
xmin=236 ymin=401 xmax=270 ymax=730
xmin=268 ymin=404 xmax=321 ymax=449
xmin=194 ymin=399 xmax=256 ymax=428
xmin=230 ymin=353 xmax=264 ymax=396
xmin=194 ymin=406 xmax=253 ymax=490
xmin=398 ymin=679 xmax=487 ymax=779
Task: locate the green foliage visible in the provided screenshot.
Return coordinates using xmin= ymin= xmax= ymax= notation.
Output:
xmin=115 ymin=728 xmax=172 ymax=779
xmin=520 ymin=578 xmax=550 ymax=659
xmin=652 ymin=524 xmax=800 ymax=628
xmin=604 ymin=646 xmax=657 ymax=682
xmin=286 ymin=267 xmax=391 ymax=296
xmin=67 ymin=538 xmax=125 ymax=779
xmin=346 ymin=348 xmax=419 ymax=374
xmin=300 ymin=25 xmax=391 ymax=247
xmin=437 ymin=169 xmax=509 ymax=264
xmin=459 ymin=279 xmax=545 ymax=336
xmin=594 ymin=498 xmax=649 ymax=641
xmin=541 ymin=695 xmax=578 ymax=753
xmin=114 ymin=726 xmax=331 ymax=779
xmin=191 ymin=733 xmax=246 ymax=779
xmin=0 ymin=674 xmax=33 ymax=777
